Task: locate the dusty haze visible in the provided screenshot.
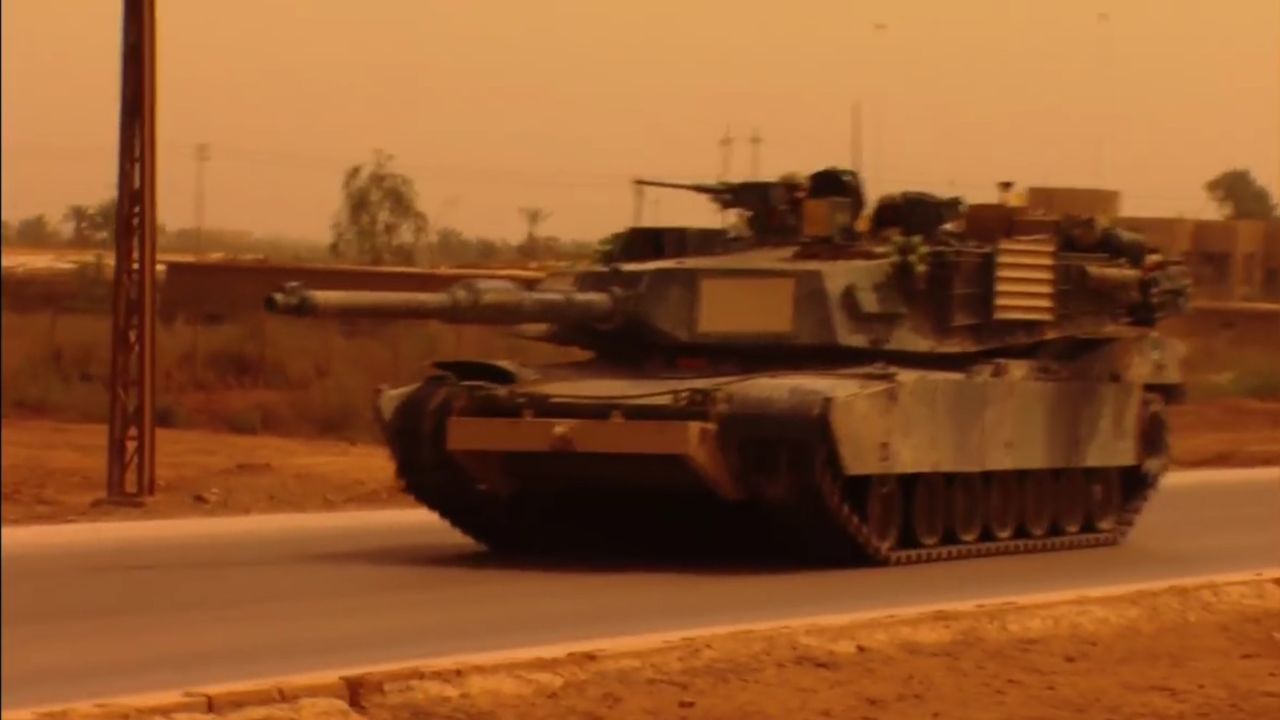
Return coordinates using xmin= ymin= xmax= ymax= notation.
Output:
xmin=2 ymin=0 xmax=1278 ymax=243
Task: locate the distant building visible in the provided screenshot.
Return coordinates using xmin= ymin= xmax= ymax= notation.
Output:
xmin=1114 ymin=216 xmax=1278 ymax=302
xmin=973 ymin=183 xmax=1279 ymax=303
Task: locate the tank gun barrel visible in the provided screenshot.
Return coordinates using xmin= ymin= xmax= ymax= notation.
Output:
xmin=264 ymin=279 xmax=618 ymax=325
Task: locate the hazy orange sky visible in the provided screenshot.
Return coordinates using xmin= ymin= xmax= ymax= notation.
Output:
xmin=3 ymin=0 xmax=1278 ymax=242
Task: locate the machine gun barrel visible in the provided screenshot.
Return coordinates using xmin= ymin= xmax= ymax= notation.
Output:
xmin=264 ymin=279 xmax=618 ymax=325
xmin=633 ymin=178 xmax=727 ymax=195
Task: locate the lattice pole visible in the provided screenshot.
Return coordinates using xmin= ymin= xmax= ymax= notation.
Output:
xmin=105 ymin=0 xmax=158 ymax=501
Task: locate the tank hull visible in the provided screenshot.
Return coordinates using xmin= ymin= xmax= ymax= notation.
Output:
xmin=376 ymin=341 xmax=1172 ymax=566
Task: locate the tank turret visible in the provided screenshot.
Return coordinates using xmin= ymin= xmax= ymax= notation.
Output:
xmin=267 ymin=233 xmax=1188 ymax=355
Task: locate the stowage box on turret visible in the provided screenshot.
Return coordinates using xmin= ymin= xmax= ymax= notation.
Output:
xmin=266 ymin=168 xmax=1192 ymax=565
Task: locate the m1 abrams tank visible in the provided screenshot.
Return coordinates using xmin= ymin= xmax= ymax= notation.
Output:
xmin=265 ymin=167 xmax=1191 ymax=565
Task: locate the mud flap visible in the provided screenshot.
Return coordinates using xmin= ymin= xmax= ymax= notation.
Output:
xmin=716 ymin=385 xmax=832 ymax=503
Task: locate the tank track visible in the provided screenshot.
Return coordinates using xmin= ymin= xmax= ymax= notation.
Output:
xmin=388 ymin=374 xmax=1169 ymax=566
xmin=387 ymin=374 xmax=771 ymax=558
xmin=752 ymin=391 xmax=1168 ymax=566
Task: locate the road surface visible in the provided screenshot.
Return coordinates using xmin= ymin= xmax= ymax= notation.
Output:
xmin=3 ymin=467 xmax=1278 ymax=710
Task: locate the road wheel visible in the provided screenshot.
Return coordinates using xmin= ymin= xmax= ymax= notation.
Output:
xmin=985 ymin=472 xmax=1019 ymax=541
xmin=766 ymin=443 xmax=899 ymax=565
xmin=908 ymin=473 xmax=946 ymax=547
xmin=1053 ymin=469 xmax=1087 ymax=535
xmin=949 ymin=474 xmax=984 ymax=544
xmin=1021 ymin=470 xmax=1053 ymax=538
xmin=861 ymin=474 xmax=903 ymax=554
xmin=1086 ymin=467 xmax=1122 ymax=532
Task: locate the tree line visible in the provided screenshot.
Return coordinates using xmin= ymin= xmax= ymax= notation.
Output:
xmin=3 ymin=159 xmax=1274 ymax=265
xmin=326 ymin=149 xmax=600 ymax=267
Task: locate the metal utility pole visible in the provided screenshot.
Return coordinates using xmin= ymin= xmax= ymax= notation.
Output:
xmin=717 ymin=127 xmax=734 ymax=227
xmin=870 ymin=22 xmax=888 ymax=194
xmin=717 ymin=126 xmax=734 ymax=181
xmin=749 ymin=128 xmax=762 ymax=179
xmin=850 ymin=100 xmax=864 ymax=173
xmin=105 ymin=0 xmax=158 ymax=502
xmin=193 ymin=142 xmax=210 ymax=254
xmin=1094 ymin=9 xmax=1113 ymax=188
xmin=631 ymin=180 xmax=645 ymax=225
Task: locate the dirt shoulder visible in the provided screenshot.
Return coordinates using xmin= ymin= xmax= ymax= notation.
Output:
xmin=356 ymin=577 xmax=1280 ymax=720
xmin=36 ymin=576 xmax=1280 ymax=720
xmin=0 ymin=419 xmax=411 ymax=525
xmin=3 ymin=398 xmax=1278 ymax=526
xmin=1167 ymin=398 xmax=1280 ymax=468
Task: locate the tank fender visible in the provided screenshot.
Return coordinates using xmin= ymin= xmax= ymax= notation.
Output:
xmin=716 ymin=384 xmax=831 ymax=441
xmin=430 ymin=360 xmax=538 ymax=386
xmin=715 ymin=383 xmax=833 ymax=500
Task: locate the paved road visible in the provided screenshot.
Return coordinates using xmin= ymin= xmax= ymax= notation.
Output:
xmin=3 ymin=468 xmax=1278 ymax=710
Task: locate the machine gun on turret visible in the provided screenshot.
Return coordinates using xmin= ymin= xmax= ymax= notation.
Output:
xmin=632 ymin=168 xmax=867 ymax=245
xmin=632 ymin=178 xmax=805 ymax=242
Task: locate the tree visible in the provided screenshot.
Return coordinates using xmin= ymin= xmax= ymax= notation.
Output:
xmin=431 ymin=226 xmax=471 ymax=265
xmin=595 ymin=231 xmax=626 ymax=264
xmin=62 ymin=204 xmax=94 ymax=246
xmin=13 ymin=212 xmax=61 ymax=245
xmin=518 ymin=207 xmax=552 ymax=241
xmin=330 ymin=149 xmax=429 ymax=266
xmin=516 ymin=207 xmax=553 ymax=261
xmin=85 ymin=198 xmax=117 ymax=246
xmin=13 ymin=214 xmax=60 ymax=246
xmin=1 ymin=220 xmax=14 ymax=246
xmin=1204 ymin=169 xmax=1277 ymax=220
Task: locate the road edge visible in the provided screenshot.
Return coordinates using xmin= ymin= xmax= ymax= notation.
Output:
xmin=6 ymin=567 xmax=1277 ymax=719
xmin=5 ymin=465 xmax=1276 ymax=547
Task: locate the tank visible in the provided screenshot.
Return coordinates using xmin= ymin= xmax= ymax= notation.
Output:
xmin=265 ymin=167 xmax=1192 ymax=566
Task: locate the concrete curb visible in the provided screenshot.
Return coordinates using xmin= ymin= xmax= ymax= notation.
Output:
xmin=5 ymin=567 xmax=1277 ymax=719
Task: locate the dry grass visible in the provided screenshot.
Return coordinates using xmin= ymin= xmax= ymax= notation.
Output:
xmin=2 ymin=304 xmax=1277 ymax=442
xmin=1165 ymin=310 xmax=1280 ymax=402
xmin=1 ymin=310 xmax=584 ymax=441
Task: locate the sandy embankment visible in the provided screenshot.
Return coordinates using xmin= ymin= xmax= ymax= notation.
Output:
xmin=24 ymin=577 xmax=1280 ymax=720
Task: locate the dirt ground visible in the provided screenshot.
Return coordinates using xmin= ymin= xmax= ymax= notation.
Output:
xmin=0 ymin=419 xmax=411 ymax=525
xmin=62 ymin=577 xmax=1273 ymax=720
xmin=347 ymin=578 xmax=1280 ymax=720
xmin=2 ymin=398 xmax=1277 ymax=526
xmin=1167 ymin=398 xmax=1280 ymax=468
